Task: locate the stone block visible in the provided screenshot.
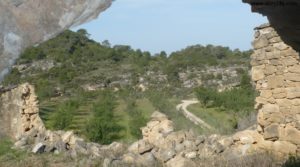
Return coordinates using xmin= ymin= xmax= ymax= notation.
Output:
xmin=267 ymin=75 xmax=285 ymax=89
xmin=263 ymin=124 xmax=279 ymax=140
xmin=252 ymin=65 xmax=265 ymax=81
xmin=287 ymin=87 xmax=300 ymax=99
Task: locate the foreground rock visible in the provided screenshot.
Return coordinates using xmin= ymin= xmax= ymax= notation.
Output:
xmin=0 ymin=0 xmax=112 ymax=80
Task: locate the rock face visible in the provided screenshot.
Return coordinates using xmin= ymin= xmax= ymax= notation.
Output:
xmin=243 ymin=0 xmax=300 ymax=51
xmin=251 ymin=24 xmax=300 ymax=154
xmin=0 ymin=0 xmax=112 ymax=80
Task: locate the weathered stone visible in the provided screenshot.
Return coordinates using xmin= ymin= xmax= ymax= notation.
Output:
xmin=285 ymin=73 xmax=300 ymax=82
xmin=61 ymin=131 xmax=74 ymax=143
xmin=253 ymin=36 xmax=269 ymax=49
xmin=292 ymin=99 xmax=300 ymax=106
xmin=251 ymin=65 xmax=265 ymax=81
xmin=158 ymin=149 xmax=176 ymax=162
xmin=264 ymin=65 xmax=277 ymax=75
xmin=288 ymin=65 xmax=300 ymax=73
xmin=282 ymin=57 xmax=298 ymax=66
xmin=185 ymin=152 xmax=197 ymax=159
xmin=287 ymin=87 xmax=300 ymax=99
xmin=267 ymin=75 xmax=285 ymax=89
xmin=276 ymin=99 xmax=293 ymax=108
xmin=291 ymin=106 xmax=300 ymax=114
xmin=269 ymin=37 xmax=282 ymax=43
xmin=273 ymin=141 xmax=297 ymax=154
xmin=138 ymin=140 xmax=153 ymax=154
xmin=14 ymin=138 xmax=27 ymax=148
xmin=166 ymin=155 xmax=197 ymax=167
xmin=266 ymin=51 xmax=281 ymax=59
xmin=74 ymin=140 xmax=88 ymax=155
xmin=32 ymin=142 xmax=45 ymax=154
xmin=0 ymin=0 xmax=113 ymax=80
xmin=273 ymin=42 xmax=289 ymax=50
xmin=54 ymin=140 xmax=67 ymax=153
xmin=0 ymin=83 xmax=45 ymax=140
xmin=151 ymin=111 xmax=168 ymax=121
xmin=260 ymin=90 xmax=272 ymax=99
xmin=263 ymin=124 xmax=279 ymax=140
xmin=279 ymin=125 xmax=300 ymax=145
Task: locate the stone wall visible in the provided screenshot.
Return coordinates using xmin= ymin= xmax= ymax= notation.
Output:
xmin=0 ymin=83 xmax=45 ymax=140
xmin=251 ymin=23 xmax=300 ymax=152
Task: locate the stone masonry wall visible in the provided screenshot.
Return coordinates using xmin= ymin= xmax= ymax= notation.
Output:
xmin=0 ymin=83 xmax=45 ymax=140
xmin=251 ymin=24 xmax=300 ymax=151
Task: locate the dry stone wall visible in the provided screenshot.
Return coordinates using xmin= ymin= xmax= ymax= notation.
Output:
xmin=251 ymin=23 xmax=300 ymax=152
xmin=0 ymin=83 xmax=45 ymax=140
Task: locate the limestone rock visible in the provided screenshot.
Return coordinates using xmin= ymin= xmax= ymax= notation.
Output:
xmin=263 ymin=124 xmax=279 ymax=140
xmin=32 ymin=142 xmax=46 ymax=154
xmin=0 ymin=83 xmax=45 ymax=140
xmin=273 ymin=141 xmax=297 ymax=155
xmin=252 ymin=65 xmax=265 ymax=81
xmin=0 ymin=0 xmax=112 ymax=80
xmin=279 ymin=125 xmax=300 ymax=145
xmin=252 ymin=36 xmax=269 ymax=49
xmin=287 ymin=87 xmax=300 ymax=99
xmin=166 ymin=155 xmax=197 ymax=167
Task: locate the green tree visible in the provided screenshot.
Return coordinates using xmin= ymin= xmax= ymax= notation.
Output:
xmin=50 ymin=100 xmax=78 ymax=130
xmin=126 ymin=100 xmax=147 ymax=138
xmin=85 ymin=91 xmax=122 ymax=144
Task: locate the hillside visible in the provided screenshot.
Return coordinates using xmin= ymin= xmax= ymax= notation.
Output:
xmin=2 ymin=29 xmax=255 ymax=143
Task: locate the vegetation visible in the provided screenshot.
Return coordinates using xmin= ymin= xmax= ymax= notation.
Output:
xmin=195 ymin=73 xmax=256 ymax=114
xmin=85 ymin=90 xmax=122 ymax=144
xmin=2 ymin=29 xmax=253 ymax=143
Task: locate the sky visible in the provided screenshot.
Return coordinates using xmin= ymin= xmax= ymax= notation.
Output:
xmin=73 ymin=0 xmax=268 ymax=54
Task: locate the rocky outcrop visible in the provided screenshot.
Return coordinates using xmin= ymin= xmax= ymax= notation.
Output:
xmin=0 ymin=0 xmax=112 ymax=80
xmin=251 ymin=24 xmax=300 ymax=154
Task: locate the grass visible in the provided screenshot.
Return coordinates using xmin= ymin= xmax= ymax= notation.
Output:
xmin=187 ymin=103 xmax=237 ymax=135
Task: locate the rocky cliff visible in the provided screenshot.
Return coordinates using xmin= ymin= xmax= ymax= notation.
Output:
xmin=0 ymin=0 xmax=112 ymax=81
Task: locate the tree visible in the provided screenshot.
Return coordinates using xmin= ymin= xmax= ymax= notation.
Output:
xmin=50 ymin=100 xmax=78 ymax=130
xmin=102 ymin=40 xmax=111 ymax=48
xmin=77 ymin=29 xmax=90 ymax=38
xmin=85 ymin=91 xmax=122 ymax=144
xmin=126 ymin=100 xmax=147 ymax=138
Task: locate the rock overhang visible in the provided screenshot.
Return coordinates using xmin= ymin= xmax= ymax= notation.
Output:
xmin=243 ymin=0 xmax=300 ymax=52
xmin=0 ymin=0 xmax=113 ymax=81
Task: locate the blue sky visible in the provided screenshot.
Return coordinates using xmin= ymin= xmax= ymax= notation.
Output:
xmin=73 ymin=0 xmax=267 ymax=54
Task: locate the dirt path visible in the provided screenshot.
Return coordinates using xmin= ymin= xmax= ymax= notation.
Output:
xmin=176 ymin=99 xmax=213 ymax=130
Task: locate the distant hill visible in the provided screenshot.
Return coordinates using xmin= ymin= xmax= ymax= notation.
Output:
xmin=2 ymin=29 xmax=254 ymax=142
